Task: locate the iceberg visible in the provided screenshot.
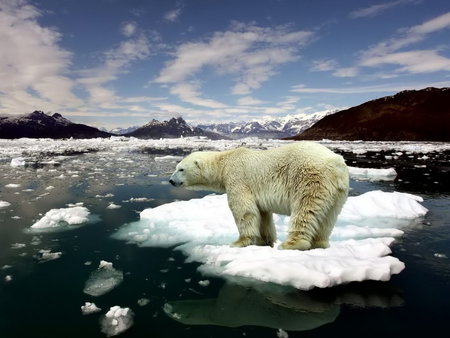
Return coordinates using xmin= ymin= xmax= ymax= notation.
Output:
xmin=113 ymin=190 xmax=427 ymax=290
xmin=83 ymin=261 xmax=124 ymax=297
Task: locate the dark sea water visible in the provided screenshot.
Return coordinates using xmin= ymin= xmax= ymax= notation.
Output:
xmin=0 ymin=143 xmax=449 ymax=338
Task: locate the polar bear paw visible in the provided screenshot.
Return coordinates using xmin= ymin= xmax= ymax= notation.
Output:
xmin=279 ymin=238 xmax=311 ymax=251
xmin=230 ymin=236 xmax=266 ymax=248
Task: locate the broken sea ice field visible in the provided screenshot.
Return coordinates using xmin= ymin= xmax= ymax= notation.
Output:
xmin=0 ymin=137 xmax=449 ymax=337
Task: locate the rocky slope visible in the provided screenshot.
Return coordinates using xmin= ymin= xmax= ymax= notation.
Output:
xmin=291 ymin=87 xmax=450 ymax=141
xmin=0 ymin=111 xmax=112 ymax=139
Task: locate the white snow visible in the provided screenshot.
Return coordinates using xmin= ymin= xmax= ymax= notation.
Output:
xmin=348 ymin=166 xmax=397 ymax=181
xmin=29 ymin=206 xmax=90 ymax=232
xmin=0 ymin=201 xmax=11 ymax=208
xmin=100 ymin=306 xmax=134 ymax=337
xmin=83 ymin=260 xmax=124 ymax=297
xmin=81 ymin=302 xmax=102 ymax=315
xmin=113 ymin=190 xmax=428 ymax=290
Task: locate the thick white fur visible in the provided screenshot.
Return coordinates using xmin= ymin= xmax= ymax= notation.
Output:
xmin=169 ymin=142 xmax=349 ymax=250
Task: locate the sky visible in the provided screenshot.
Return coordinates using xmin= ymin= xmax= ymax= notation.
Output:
xmin=1 ymin=0 xmax=450 ymax=129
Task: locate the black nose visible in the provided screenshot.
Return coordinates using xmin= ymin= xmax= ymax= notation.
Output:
xmin=169 ymin=179 xmax=175 ymax=186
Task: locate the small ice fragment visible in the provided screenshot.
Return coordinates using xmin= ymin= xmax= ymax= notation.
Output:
xmin=277 ymin=328 xmax=289 ymax=338
xmin=100 ymin=306 xmax=134 ymax=337
xmin=5 ymin=184 xmax=21 ymax=188
xmin=83 ymin=261 xmax=124 ymax=297
xmin=35 ymin=249 xmax=62 ymax=262
xmin=11 ymin=157 xmax=26 ymax=167
xmin=81 ymin=302 xmax=102 ymax=315
xmin=434 ymin=253 xmax=447 ymax=259
xmin=1 ymin=265 xmax=12 ymax=270
xmin=198 ymin=280 xmax=210 ymax=287
xmin=5 ymin=275 xmax=12 ymax=283
xmin=0 ymin=201 xmax=11 ymax=208
xmin=137 ymin=298 xmax=150 ymax=306
xmin=107 ymin=203 xmax=121 ymax=209
xmin=11 ymin=243 xmax=26 ymax=249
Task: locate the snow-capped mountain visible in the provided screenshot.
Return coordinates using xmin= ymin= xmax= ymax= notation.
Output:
xmin=126 ymin=117 xmax=224 ymax=139
xmin=0 ymin=111 xmax=112 ymax=139
xmin=198 ymin=110 xmax=336 ymax=139
xmin=109 ymin=125 xmax=140 ymax=135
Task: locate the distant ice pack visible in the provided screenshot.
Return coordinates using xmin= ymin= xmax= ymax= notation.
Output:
xmin=113 ymin=189 xmax=428 ymax=290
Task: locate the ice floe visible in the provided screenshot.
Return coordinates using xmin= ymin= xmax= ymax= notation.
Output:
xmin=113 ymin=190 xmax=428 ymax=290
xmin=83 ymin=261 xmax=124 ymax=297
xmin=29 ymin=205 xmax=91 ymax=232
xmin=348 ymin=166 xmax=397 ymax=181
xmin=100 ymin=306 xmax=134 ymax=337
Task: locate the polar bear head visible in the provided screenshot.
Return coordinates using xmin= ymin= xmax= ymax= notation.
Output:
xmin=169 ymin=151 xmax=223 ymax=192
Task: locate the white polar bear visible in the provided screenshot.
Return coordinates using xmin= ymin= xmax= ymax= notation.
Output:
xmin=169 ymin=142 xmax=349 ymax=250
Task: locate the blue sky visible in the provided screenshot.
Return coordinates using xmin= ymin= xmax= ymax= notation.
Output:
xmin=1 ymin=0 xmax=450 ymax=129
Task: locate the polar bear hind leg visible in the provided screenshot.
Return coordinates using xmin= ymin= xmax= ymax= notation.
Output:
xmin=259 ymin=211 xmax=276 ymax=247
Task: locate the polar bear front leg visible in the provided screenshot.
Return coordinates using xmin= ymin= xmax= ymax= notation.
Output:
xmin=227 ymin=192 xmax=264 ymax=247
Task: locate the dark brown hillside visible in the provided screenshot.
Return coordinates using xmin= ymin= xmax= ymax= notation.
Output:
xmin=290 ymin=87 xmax=450 ymax=141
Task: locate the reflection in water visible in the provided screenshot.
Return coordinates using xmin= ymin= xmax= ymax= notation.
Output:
xmin=163 ymin=281 xmax=403 ymax=331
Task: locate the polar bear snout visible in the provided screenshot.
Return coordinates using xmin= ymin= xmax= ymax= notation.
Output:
xmin=169 ymin=178 xmax=183 ymax=187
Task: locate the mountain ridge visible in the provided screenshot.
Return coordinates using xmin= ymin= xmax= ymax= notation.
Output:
xmin=290 ymin=87 xmax=450 ymax=141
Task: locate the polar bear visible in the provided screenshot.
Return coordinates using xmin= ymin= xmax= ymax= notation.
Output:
xmin=169 ymin=142 xmax=349 ymax=250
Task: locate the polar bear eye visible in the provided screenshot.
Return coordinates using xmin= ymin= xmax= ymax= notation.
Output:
xmin=179 ymin=168 xmax=184 ymax=172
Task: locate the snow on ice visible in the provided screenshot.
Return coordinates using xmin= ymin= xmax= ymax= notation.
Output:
xmin=100 ymin=306 xmax=134 ymax=337
xmin=113 ymin=190 xmax=428 ymax=290
xmin=83 ymin=261 xmax=124 ymax=297
xmin=29 ymin=205 xmax=91 ymax=232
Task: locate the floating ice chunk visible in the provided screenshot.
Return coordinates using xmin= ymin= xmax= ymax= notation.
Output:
xmin=35 ymin=249 xmax=62 ymax=262
xmin=11 ymin=243 xmax=26 ymax=249
xmin=81 ymin=302 xmax=102 ymax=315
xmin=123 ymin=197 xmax=155 ymax=203
xmin=114 ymin=190 xmax=428 ymax=290
xmin=198 ymin=280 xmax=210 ymax=287
xmin=348 ymin=166 xmax=397 ymax=181
xmin=100 ymin=306 xmax=134 ymax=337
xmin=5 ymin=275 xmax=13 ymax=283
xmin=277 ymin=329 xmax=289 ymax=338
xmin=29 ymin=206 xmax=90 ymax=232
xmin=10 ymin=157 xmax=26 ymax=167
xmin=154 ymin=155 xmax=183 ymax=162
xmin=0 ymin=201 xmax=11 ymax=208
xmin=5 ymin=183 xmax=21 ymax=188
xmin=83 ymin=260 xmax=124 ymax=297
xmin=107 ymin=203 xmax=121 ymax=209
xmin=137 ymin=298 xmax=150 ymax=306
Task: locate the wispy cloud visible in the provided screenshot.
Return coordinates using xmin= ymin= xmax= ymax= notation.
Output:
xmin=170 ymin=82 xmax=227 ymax=108
xmin=349 ymin=0 xmax=417 ymax=19
xmin=0 ymin=0 xmax=82 ymax=113
xmin=120 ymin=21 xmax=137 ymax=37
xmin=164 ymin=2 xmax=183 ymax=22
xmin=358 ymin=11 xmax=450 ymax=75
xmin=291 ymin=81 xmax=450 ymax=94
xmin=78 ymin=34 xmax=152 ymax=105
xmin=155 ymin=22 xmax=314 ymax=98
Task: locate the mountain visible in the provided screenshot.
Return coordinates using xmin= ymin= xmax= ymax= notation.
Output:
xmin=109 ymin=125 xmax=140 ymax=135
xmin=126 ymin=117 xmax=224 ymax=139
xmin=291 ymin=87 xmax=450 ymax=141
xmin=0 ymin=111 xmax=112 ymax=139
xmin=198 ymin=110 xmax=334 ymax=139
